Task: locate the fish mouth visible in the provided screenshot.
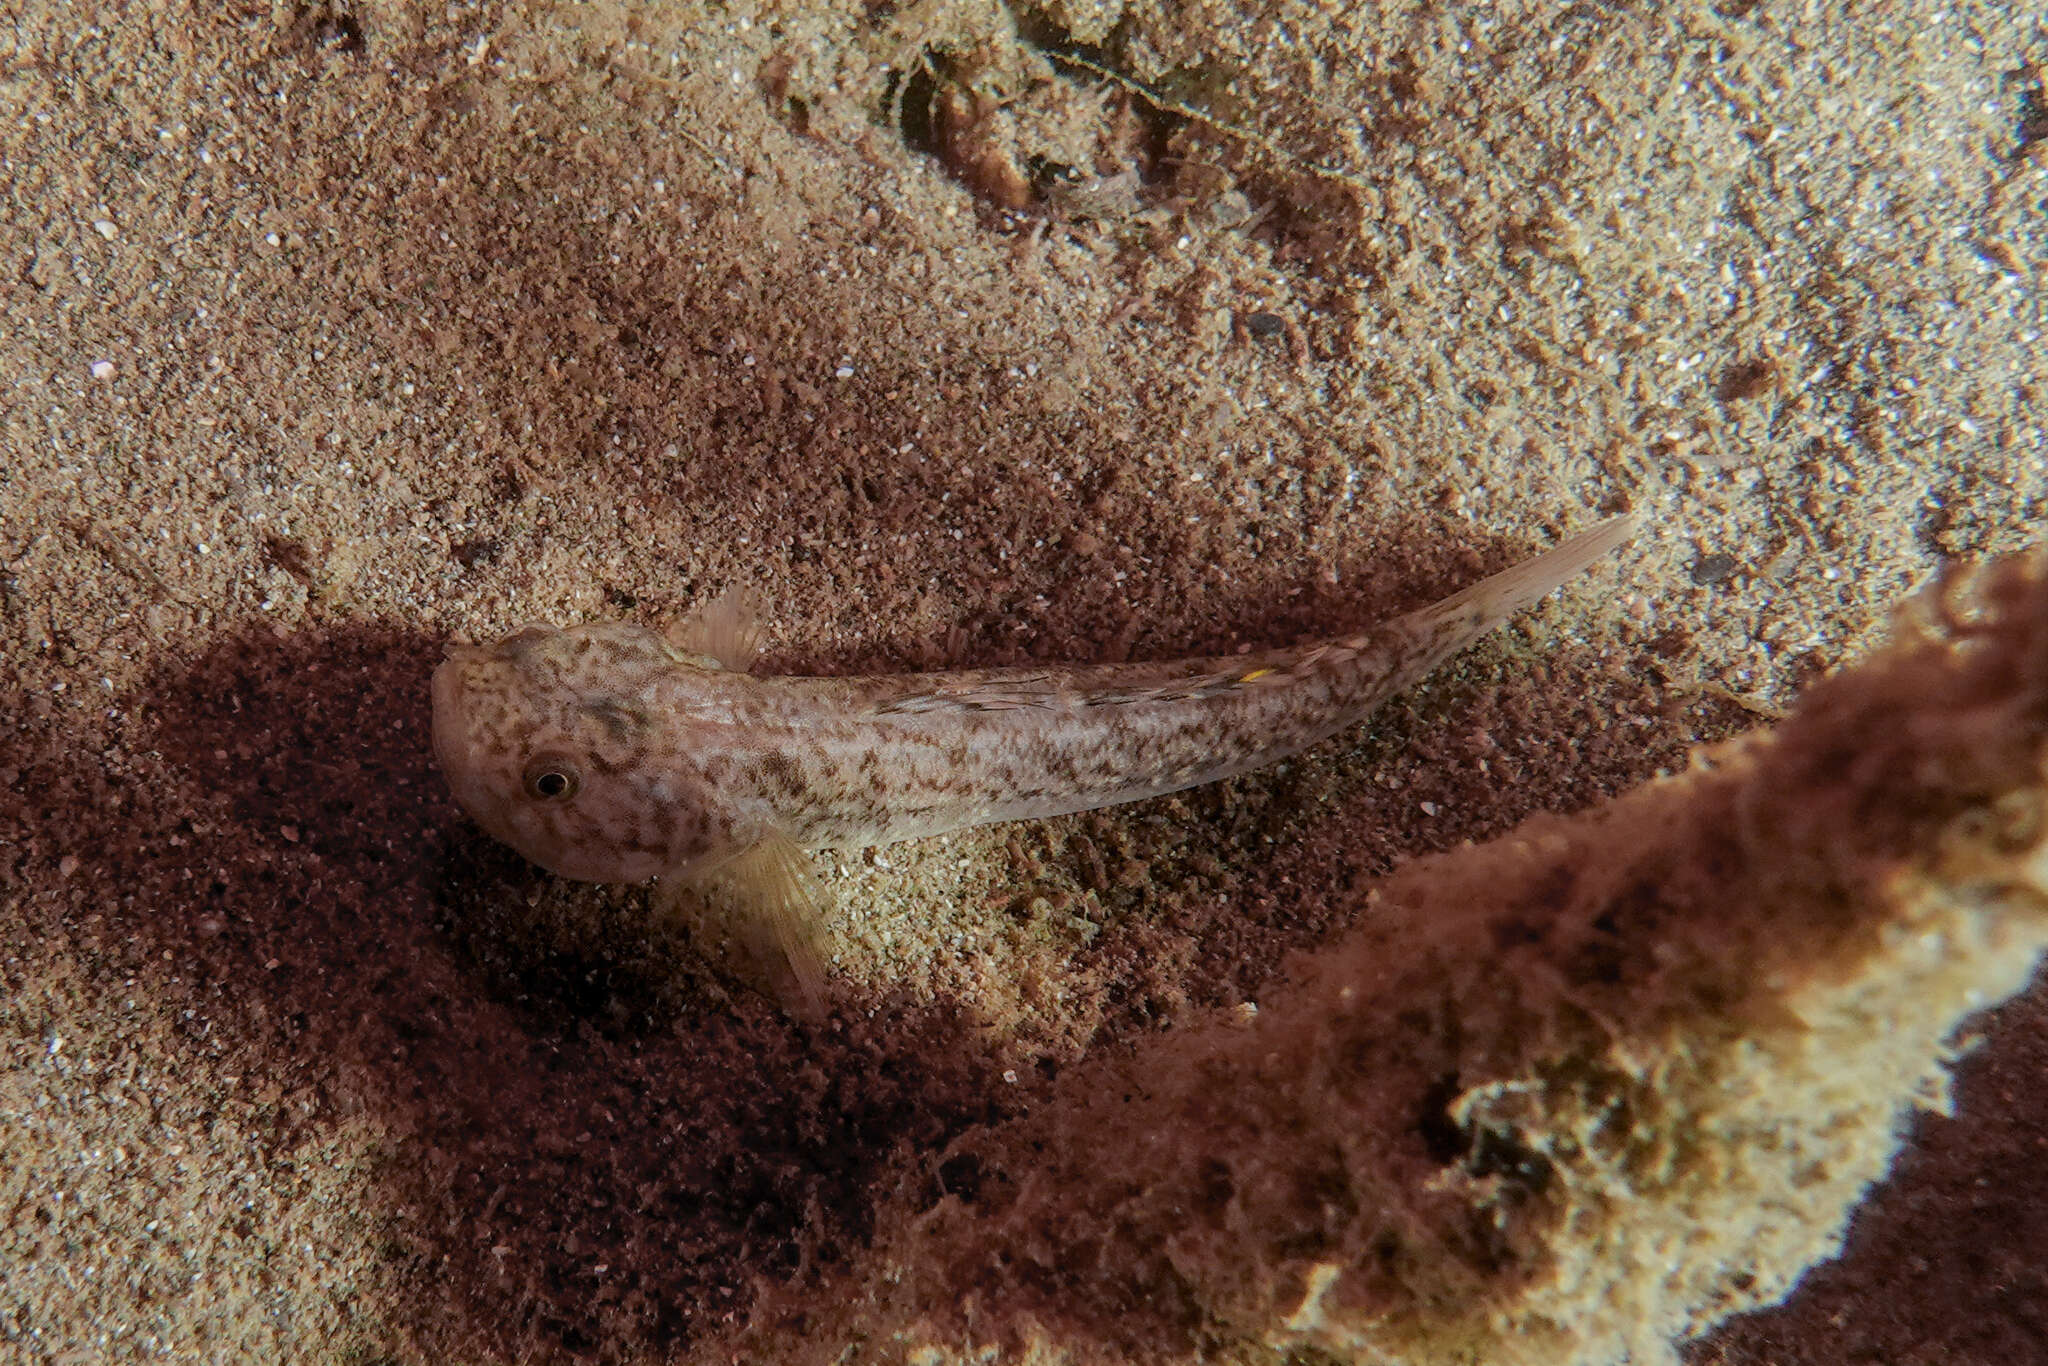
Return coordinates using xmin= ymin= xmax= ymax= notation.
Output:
xmin=429 ymin=645 xmax=484 ymax=782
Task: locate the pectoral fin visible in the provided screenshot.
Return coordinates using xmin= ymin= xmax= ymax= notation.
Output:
xmin=660 ymin=829 xmax=832 ymax=1017
xmin=666 ymin=586 xmax=766 ymax=672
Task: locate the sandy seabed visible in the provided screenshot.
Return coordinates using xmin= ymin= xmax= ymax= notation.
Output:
xmin=3 ymin=2 xmax=2045 ymax=1362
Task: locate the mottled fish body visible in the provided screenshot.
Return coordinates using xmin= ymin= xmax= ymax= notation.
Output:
xmin=432 ymin=514 xmax=1636 ymax=1005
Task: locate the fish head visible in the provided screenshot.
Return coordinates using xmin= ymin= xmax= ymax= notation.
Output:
xmin=431 ymin=620 xmax=714 ymax=883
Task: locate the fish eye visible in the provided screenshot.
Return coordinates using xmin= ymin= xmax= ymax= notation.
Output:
xmin=521 ymin=754 xmax=581 ymax=802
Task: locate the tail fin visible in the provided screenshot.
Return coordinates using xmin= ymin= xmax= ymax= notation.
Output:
xmin=1387 ymin=511 xmax=1639 ymax=686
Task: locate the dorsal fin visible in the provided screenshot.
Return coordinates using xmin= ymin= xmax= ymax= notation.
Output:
xmin=667 ymin=585 xmax=766 ymax=672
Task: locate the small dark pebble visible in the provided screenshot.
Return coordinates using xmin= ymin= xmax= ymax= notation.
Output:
xmin=1715 ymin=357 xmax=1779 ymax=402
xmin=261 ymin=533 xmax=316 ymax=583
xmin=1690 ymin=552 xmax=1739 ymax=586
xmin=451 ymin=537 xmax=501 ymax=569
xmin=1243 ymin=310 xmax=1287 ymax=337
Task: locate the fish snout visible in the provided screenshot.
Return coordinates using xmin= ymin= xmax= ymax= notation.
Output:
xmin=429 ymin=648 xmax=481 ymax=779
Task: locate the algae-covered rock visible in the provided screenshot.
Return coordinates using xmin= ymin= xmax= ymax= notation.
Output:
xmin=736 ymin=552 xmax=2048 ymax=1364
